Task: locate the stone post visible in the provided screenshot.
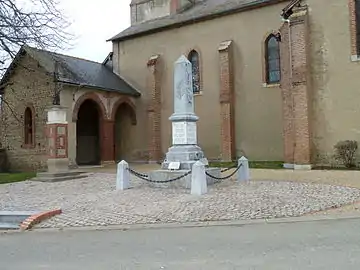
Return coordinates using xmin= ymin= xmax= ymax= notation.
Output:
xmin=238 ymin=156 xmax=250 ymax=182
xmin=161 ymin=55 xmax=207 ymax=170
xmin=116 ymin=160 xmax=130 ymax=190
xmin=35 ymin=105 xmax=88 ymax=182
xmin=46 ymin=105 xmax=69 ymax=172
xmin=191 ymin=160 xmax=207 ymax=195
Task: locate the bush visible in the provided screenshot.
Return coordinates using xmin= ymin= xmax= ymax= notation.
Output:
xmin=334 ymin=140 xmax=358 ymax=168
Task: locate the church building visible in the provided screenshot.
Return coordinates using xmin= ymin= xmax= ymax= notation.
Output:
xmin=1 ymin=0 xmax=360 ymax=171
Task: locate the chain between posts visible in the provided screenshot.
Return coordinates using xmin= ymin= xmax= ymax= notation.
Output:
xmin=127 ymin=167 xmax=191 ymax=183
xmin=220 ymin=163 xmax=238 ymax=173
xmin=127 ymin=162 xmax=242 ymax=183
xmin=205 ymin=163 xmax=243 ymax=181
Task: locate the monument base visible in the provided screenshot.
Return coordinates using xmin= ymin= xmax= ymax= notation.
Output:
xmin=147 ymin=168 xmax=220 ymax=189
xmin=34 ymin=158 xmax=89 ymax=182
xmin=162 ymin=145 xmax=208 ymax=170
xmin=34 ymin=170 xmax=89 ymax=182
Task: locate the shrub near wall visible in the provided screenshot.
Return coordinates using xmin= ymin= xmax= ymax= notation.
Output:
xmin=334 ymin=140 xmax=358 ymax=168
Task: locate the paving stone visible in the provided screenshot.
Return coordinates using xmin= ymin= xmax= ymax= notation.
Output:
xmin=1 ymin=172 xmax=360 ymax=229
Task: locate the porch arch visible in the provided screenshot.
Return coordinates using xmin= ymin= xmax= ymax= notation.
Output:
xmin=72 ymin=92 xmax=107 ymax=122
xmin=72 ymin=92 xmax=107 ymax=165
xmin=111 ymin=97 xmax=137 ymax=162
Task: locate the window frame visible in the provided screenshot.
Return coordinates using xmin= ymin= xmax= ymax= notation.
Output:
xmin=23 ymin=105 xmax=35 ymax=148
xmin=264 ymin=34 xmax=281 ymax=85
xmin=187 ymin=49 xmax=202 ymax=94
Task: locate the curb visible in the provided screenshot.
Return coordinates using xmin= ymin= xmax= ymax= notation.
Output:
xmin=23 ymin=213 xmax=360 ymax=234
xmin=19 ymin=209 xmax=62 ymax=231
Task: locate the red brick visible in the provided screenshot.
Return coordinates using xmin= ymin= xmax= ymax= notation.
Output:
xmin=280 ymin=8 xmax=312 ymax=166
xmin=218 ymin=41 xmax=235 ymax=161
xmin=147 ymin=55 xmax=162 ymax=162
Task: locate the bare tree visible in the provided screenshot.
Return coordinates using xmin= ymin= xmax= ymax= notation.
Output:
xmin=0 ymin=0 xmax=74 ymax=115
xmin=0 ymin=0 xmax=73 ymax=71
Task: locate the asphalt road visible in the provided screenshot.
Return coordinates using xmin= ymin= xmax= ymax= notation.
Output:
xmin=1 ymin=218 xmax=360 ymax=270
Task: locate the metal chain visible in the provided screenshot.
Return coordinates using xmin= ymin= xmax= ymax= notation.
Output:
xmin=127 ymin=167 xmax=191 ymax=183
xmin=220 ymin=163 xmax=238 ymax=173
xmin=206 ymin=163 xmax=243 ymax=181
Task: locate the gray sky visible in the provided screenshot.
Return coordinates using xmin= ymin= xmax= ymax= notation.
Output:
xmin=59 ymin=0 xmax=131 ymax=63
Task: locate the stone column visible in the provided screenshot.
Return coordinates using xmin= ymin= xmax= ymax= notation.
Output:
xmin=46 ymin=105 xmax=69 ymax=172
xmin=161 ymin=55 xmax=207 ymax=170
xmin=35 ymin=105 xmax=88 ymax=182
xmin=218 ymin=40 xmax=236 ymax=161
xmin=280 ymin=7 xmax=312 ymax=170
xmin=147 ymin=55 xmax=162 ymax=163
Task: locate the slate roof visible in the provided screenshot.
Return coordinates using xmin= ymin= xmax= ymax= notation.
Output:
xmin=0 ymin=46 xmax=140 ymax=96
xmin=108 ymin=0 xmax=287 ymax=42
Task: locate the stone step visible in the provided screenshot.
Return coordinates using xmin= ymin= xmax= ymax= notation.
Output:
xmin=33 ymin=171 xmax=89 ymax=182
xmin=0 ymin=223 xmax=19 ymax=230
xmin=0 ymin=211 xmax=38 ymax=230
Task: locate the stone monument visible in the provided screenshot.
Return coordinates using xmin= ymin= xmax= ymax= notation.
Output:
xmin=35 ymin=105 xmax=87 ymax=182
xmin=162 ymin=55 xmax=207 ymax=170
xmin=148 ymin=55 xmax=220 ymax=188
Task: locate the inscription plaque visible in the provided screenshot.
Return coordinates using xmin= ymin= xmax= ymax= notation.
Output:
xmin=172 ymin=121 xmax=197 ymax=145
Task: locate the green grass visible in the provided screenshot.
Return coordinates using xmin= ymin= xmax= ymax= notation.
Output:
xmin=0 ymin=172 xmax=36 ymax=184
xmin=208 ymin=160 xmax=284 ymax=170
xmin=312 ymin=165 xmax=360 ymax=171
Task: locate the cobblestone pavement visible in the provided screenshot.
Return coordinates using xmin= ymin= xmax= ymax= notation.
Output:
xmin=1 ymin=171 xmax=360 ymax=229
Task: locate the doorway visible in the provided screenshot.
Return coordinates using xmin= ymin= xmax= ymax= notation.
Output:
xmin=76 ymin=99 xmax=101 ymax=165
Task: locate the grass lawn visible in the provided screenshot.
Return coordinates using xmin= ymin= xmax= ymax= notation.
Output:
xmin=209 ymin=160 xmax=284 ymax=170
xmin=0 ymin=172 xmax=36 ymax=184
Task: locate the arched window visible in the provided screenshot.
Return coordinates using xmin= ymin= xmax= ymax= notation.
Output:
xmin=24 ymin=107 xmax=34 ymax=146
xmin=188 ymin=50 xmax=201 ymax=93
xmin=265 ymin=34 xmax=280 ymax=84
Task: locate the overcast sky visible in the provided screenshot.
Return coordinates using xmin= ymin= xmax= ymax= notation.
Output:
xmin=58 ymin=0 xmax=131 ymax=63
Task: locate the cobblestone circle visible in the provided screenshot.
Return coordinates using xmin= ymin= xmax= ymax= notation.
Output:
xmin=1 ymin=172 xmax=360 ymax=229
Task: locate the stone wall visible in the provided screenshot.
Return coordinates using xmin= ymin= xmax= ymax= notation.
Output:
xmin=0 ymin=54 xmax=54 ymax=171
xmin=130 ymin=0 xmax=171 ymax=25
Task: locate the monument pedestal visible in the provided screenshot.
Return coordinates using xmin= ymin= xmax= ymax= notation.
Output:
xmin=161 ymin=145 xmax=206 ymax=170
xmin=149 ymin=55 xmax=217 ymax=188
xmin=34 ymin=106 xmax=88 ymax=182
xmin=148 ymin=168 xmax=220 ymax=189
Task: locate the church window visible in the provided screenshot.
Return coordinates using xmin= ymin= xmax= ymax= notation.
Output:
xmin=24 ymin=107 xmax=34 ymax=146
xmin=265 ymin=34 xmax=281 ymax=84
xmin=188 ymin=50 xmax=201 ymax=93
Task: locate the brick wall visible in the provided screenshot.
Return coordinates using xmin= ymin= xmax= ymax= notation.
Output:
xmin=0 ymin=53 xmax=54 ymax=171
xmin=218 ymin=40 xmax=236 ymax=161
xmin=349 ymin=0 xmax=358 ymax=57
xmin=280 ymin=7 xmax=312 ymax=167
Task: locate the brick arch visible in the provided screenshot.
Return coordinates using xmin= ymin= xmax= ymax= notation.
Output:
xmin=72 ymin=92 xmax=107 ymax=122
xmin=110 ymin=96 xmax=137 ymax=125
